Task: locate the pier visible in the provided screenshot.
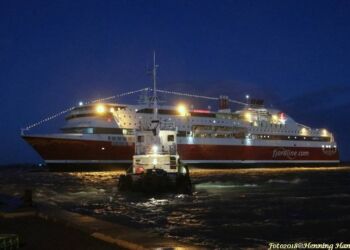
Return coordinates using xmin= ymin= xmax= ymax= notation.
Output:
xmin=1 ymin=193 xmax=200 ymax=249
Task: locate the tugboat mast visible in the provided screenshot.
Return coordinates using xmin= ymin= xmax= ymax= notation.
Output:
xmin=152 ymin=51 xmax=159 ymax=121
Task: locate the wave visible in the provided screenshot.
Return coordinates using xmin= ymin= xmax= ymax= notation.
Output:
xmin=267 ymin=178 xmax=305 ymax=184
xmin=195 ymin=182 xmax=258 ymax=189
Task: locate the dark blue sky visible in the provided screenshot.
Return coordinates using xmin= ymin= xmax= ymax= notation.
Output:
xmin=1 ymin=0 xmax=349 ymax=164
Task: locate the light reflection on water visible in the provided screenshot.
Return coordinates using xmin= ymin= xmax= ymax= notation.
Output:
xmin=1 ymin=166 xmax=350 ymax=248
xmin=196 ymin=182 xmax=258 ymax=190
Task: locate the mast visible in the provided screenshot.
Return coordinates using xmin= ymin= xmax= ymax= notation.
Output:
xmin=152 ymin=51 xmax=158 ymax=120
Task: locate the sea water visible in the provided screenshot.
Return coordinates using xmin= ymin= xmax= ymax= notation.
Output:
xmin=1 ymin=167 xmax=350 ymax=249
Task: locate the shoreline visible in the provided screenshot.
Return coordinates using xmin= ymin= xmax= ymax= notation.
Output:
xmin=1 ymin=196 xmax=201 ymax=250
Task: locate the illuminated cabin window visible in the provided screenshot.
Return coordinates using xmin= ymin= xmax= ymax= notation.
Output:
xmin=86 ymin=128 xmax=93 ymax=134
xmin=62 ymin=127 xmax=126 ymax=134
xmin=257 ymin=134 xmax=331 ymax=141
xmin=72 ymin=105 xmax=125 ymax=112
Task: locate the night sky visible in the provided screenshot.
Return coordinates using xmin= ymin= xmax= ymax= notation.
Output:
xmin=1 ymin=0 xmax=349 ymax=164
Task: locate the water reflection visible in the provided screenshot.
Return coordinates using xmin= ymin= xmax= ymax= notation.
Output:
xmin=1 ymin=166 xmax=350 ymax=248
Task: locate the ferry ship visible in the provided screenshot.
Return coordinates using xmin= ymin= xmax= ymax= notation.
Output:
xmin=22 ymin=92 xmax=339 ymax=169
xmin=21 ymin=54 xmax=339 ymax=170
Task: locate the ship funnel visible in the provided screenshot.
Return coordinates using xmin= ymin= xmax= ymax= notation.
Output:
xmin=219 ymin=95 xmax=229 ymax=110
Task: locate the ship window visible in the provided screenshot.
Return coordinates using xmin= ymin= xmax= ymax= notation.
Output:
xmin=168 ymin=135 xmax=175 ymax=142
xmin=86 ymin=128 xmax=94 ymax=134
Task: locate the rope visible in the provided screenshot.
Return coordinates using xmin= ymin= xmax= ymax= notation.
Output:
xmin=22 ymin=87 xmax=150 ymax=132
xmin=228 ymin=98 xmax=247 ymax=105
xmin=22 ymin=87 xmax=246 ymax=132
xmin=91 ymin=87 xmax=150 ymax=103
xmin=155 ymin=89 xmax=247 ymax=105
xmin=155 ymin=89 xmax=219 ymax=100
xmin=23 ymin=106 xmax=76 ymax=131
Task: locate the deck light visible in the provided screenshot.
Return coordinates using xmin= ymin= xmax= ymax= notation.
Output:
xmin=244 ymin=112 xmax=252 ymax=122
xmin=96 ymin=104 xmax=106 ymax=114
xmin=271 ymin=114 xmax=278 ymax=122
xmin=177 ymin=104 xmax=188 ymax=116
xmin=79 ymin=101 xmax=84 ymax=106
xmin=152 ymin=145 xmax=158 ymax=154
xmin=300 ymin=127 xmax=308 ymax=136
xmin=321 ymin=129 xmax=328 ymax=137
xmin=152 ymin=158 xmax=158 ymax=165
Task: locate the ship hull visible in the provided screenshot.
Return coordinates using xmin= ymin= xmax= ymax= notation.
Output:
xmin=22 ymin=135 xmax=339 ymax=171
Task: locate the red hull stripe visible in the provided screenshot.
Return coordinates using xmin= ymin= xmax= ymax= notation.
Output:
xmin=45 ymin=160 xmax=131 ymax=163
xmin=183 ymin=160 xmax=339 ymax=164
xmin=23 ymin=136 xmax=339 ymax=162
xmin=44 ymin=159 xmax=338 ymax=165
xmin=177 ymin=144 xmax=339 ymax=161
xmin=23 ymin=136 xmax=134 ymax=161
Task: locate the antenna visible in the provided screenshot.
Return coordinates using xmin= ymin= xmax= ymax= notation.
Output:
xmin=152 ymin=51 xmax=159 ymax=120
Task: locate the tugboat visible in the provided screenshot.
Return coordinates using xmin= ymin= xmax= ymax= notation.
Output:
xmin=118 ymin=52 xmax=192 ymax=194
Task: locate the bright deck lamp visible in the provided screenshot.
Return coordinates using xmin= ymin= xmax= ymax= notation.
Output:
xmin=321 ymin=129 xmax=328 ymax=137
xmin=271 ymin=114 xmax=278 ymax=123
xmin=96 ymin=104 xmax=106 ymax=114
xmin=244 ymin=112 xmax=252 ymax=122
xmin=152 ymin=145 xmax=158 ymax=154
xmin=177 ymin=104 xmax=188 ymax=116
xmin=300 ymin=127 xmax=308 ymax=136
xmin=152 ymin=158 xmax=158 ymax=165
